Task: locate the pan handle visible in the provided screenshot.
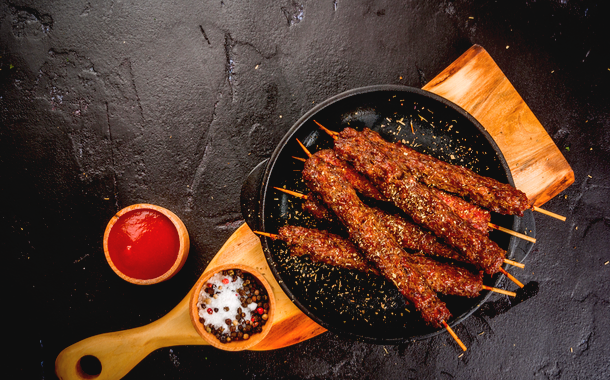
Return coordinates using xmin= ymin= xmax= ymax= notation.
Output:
xmin=240 ymin=159 xmax=268 ymax=232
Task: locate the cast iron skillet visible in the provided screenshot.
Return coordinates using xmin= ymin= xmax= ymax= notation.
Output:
xmin=241 ymin=85 xmax=535 ymax=344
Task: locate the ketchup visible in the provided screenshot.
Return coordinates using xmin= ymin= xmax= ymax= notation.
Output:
xmin=107 ymin=209 xmax=180 ymax=280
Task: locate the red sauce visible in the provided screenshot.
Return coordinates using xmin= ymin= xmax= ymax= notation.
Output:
xmin=108 ymin=209 xmax=180 ymax=280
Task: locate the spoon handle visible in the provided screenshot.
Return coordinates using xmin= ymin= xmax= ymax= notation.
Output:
xmin=55 ymin=293 xmax=208 ymax=380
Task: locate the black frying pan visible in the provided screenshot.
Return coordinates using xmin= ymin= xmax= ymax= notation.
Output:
xmin=241 ymin=85 xmax=535 ymax=344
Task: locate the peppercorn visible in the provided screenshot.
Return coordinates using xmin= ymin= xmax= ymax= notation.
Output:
xmin=197 ymin=269 xmax=271 ymax=344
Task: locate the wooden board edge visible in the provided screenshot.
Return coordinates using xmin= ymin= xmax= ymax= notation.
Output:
xmin=424 ymin=45 xmax=574 ymax=205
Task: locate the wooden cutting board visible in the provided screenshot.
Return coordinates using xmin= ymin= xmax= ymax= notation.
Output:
xmin=55 ymin=45 xmax=573 ymax=380
xmin=423 ymin=45 xmax=574 ymax=205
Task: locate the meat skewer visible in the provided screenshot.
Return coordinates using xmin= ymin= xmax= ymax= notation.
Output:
xmin=296 ymin=143 xmax=524 ymax=287
xmin=295 ymin=155 xmax=536 ymax=244
xmin=302 ymin=149 xmax=452 ymax=329
xmin=293 ymin=160 xmax=535 ymax=244
xmin=332 ymin=130 xmax=507 ymax=275
xmin=278 ymin=187 xmax=468 ymax=262
xmin=254 ymin=227 xmax=516 ymax=298
xmin=297 ymin=137 xmax=491 ymax=232
xmin=314 ymin=125 xmax=538 ymax=242
xmin=316 ymin=120 xmax=564 ymax=221
xmin=361 ymin=126 xmax=529 ymax=215
xmin=332 ymin=130 xmax=525 ymax=286
xmin=301 ymin=152 xmax=468 ymax=350
xmin=296 ymin=138 xmax=385 ymax=201
xmin=274 ymin=187 xmax=526 ymax=269
xmin=321 ymin=142 xmax=494 ymax=233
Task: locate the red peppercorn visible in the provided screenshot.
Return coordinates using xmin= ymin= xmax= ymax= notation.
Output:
xmin=207 ymin=308 xmax=213 ymax=315
xmin=222 ymin=278 xmax=230 ymax=285
xmin=257 ymin=307 xmax=264 ymax=315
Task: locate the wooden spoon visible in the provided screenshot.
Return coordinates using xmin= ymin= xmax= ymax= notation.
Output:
xmin=55 ymin=224 xmax=326 ymax=380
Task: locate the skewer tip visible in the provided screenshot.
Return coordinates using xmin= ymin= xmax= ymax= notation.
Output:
xmin=489 ymin=223 xmax=537 ymax=244
xmin=503 ymin=258 xmax=525 ymax=269
xmin=253 ymin=231 xmax=278 ymax=239
xmin=314 ymin=120 xmax=339 ymax=139
xmin=442 ymin=321 xmax=467 ymax=351
xmin=499 ymin=267 xmax=525 ymax=288
xmin=296 ymin=138 xmax=312 ymax=157
xmin=481 ymin=285 xmax=517 ymax=297
xmin=274 ymin=187 xmax=308 ymax=199
xmin=532 ymin=205 xmax=566 ymax=221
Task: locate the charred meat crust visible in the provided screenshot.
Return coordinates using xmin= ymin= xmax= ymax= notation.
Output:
xmin=334 ymin=128 xmax=504 ymax=275
xmin=302 ymin=150 xmax=452 ymax=328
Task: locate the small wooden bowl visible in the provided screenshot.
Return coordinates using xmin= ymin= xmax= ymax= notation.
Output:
xmin=189 ymin=264 xmax=276 ymax=351
xmin=103 ymin=204 xmax=190 ymax=285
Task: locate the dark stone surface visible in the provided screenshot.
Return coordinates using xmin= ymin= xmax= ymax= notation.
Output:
xmin=2 ymin=1 xmax=608 ymax=379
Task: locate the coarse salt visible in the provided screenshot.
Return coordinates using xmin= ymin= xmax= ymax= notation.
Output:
xmin=197 ymin=272 xmax=258 ymax=329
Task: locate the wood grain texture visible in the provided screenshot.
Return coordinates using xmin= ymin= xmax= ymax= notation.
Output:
xmin=423 ymin=45 xmax=574 ymax=206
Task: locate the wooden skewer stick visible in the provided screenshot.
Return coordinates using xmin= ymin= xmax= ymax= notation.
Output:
xmin=442 ymin=321 xmax=467 ymax=351
xmin=256 ymin=229 xmax=516 ymax=298
xmin=296 ymin=139 xmax=312 ymax=158
xmin=499 ymin=267 xmax=524 ymax=288
xmin=314 ymin=120 xmax=338 ymax=137
xmin=273 ymin=187 xmax=308 ymax=199
xmin=531 ymin=206 xmax=566 ymax=221
xmin=481 ymin=285 xmax=516 ymax=297
xmin=258 ymin=232 xmax=477 ymax=351
xmin=253 ymin=230 xmax=278 ymax=239
xmin=315 ymin=121 xmax=565 ymax=224
xmin=502 ymin=258 xmax=525 ymax=269
xmin=488 ymin=223 xmax=536 ymax=244
xmin=314 ymin=124 xmax=536 ymax=245
xmin=273 ymin=186 xmax=525 ymax=269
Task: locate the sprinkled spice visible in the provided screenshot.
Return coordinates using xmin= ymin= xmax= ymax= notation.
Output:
xmin=196 ymin=269 xmax=270 ymax=343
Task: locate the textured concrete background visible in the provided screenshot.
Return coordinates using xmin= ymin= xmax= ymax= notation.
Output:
xmin=2 ymin=1 xmax=608 ymax=379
